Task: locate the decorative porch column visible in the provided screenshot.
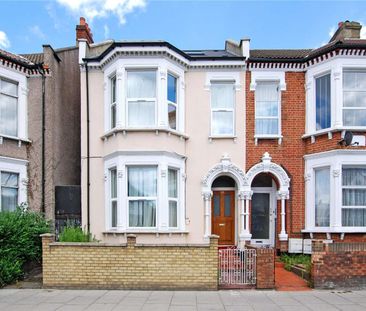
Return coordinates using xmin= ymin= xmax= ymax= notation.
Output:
xmin=277 ymin=191 xmax=289 ymax=241
xmin=239 ymin=191 xmax=252 ymax=242
xmin=203 ymin=191 xmax=212 ymax=239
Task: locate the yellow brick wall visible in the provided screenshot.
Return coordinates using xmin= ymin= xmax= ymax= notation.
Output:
xmin=41 ymin=234 xmax=219 ymax=290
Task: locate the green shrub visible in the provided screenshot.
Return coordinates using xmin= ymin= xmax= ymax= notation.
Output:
xmin=59 ymin=226 xmax=93 ymax=242
xmin=280 ymin=253 xmax=311 ymax=272
xmin=0 ymin=206 xmax=50 ymax=287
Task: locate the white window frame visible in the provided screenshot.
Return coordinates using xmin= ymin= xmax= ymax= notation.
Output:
xmin=168 ymin=167 xmax=179 ymax=228
xmin=110 ymin=75 xmax=117 ymax=129
xmin=0 ymin=156 xmax=27 ymax=212
xmin=103 ymin=59 xmax=185 ymax=134
xmin=104 ymin=151 xmax=185 ymax=232
xmin=167 ymin=73 xmax=178 ymax=130
xmin=109 ymin=167 xmax=118 ymax=228
xmin=314 ymin=72 xmax=332 ymax=131
xmin=254 ymin=81 xmax=281 ymax=138
xmin=0 ymin=67 xmax=28 ymax=141
xmin=210 ymin=81 xmax=236 ymax=137
xmin=304 ymin=150 xmax=366 ymax=233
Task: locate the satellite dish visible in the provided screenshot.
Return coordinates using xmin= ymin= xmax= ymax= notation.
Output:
xmin=344 ymin=131 xmax=353 ymax=146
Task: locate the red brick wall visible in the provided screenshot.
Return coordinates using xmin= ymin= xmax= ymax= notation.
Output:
xmin=247 ymin=246 xmax=275 ymax=289
xmin=311 ymin=241 xmax=366 ymax=288
xmin=246 ymin=71 xmax=306 ymax=249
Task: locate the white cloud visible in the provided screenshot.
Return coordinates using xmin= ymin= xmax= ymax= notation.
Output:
xmin=328 ymin=26 xmax=336 ymax=39
xmin=360 ymin=23 xmax=366 ymax=39
xmin=29 ymin=25 xmax=46 ymax=40
xmin=104 ymin=24 xmax=110 ymax=39
xmin=0 ymin=30 xmax=10 ymax=49
xmin=56 ymin=0 xmax=146 ymax=24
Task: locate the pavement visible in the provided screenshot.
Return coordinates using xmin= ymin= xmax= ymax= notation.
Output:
xmin=1 ymin=289 xmax=366 ymax=311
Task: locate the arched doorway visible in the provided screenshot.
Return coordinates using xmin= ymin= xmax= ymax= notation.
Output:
xmin=211 ymin=176 xmax=236 ymax=245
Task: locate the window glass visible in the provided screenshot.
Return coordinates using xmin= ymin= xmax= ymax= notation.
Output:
xmin=0 ymin=78 xmax=18 ymax=137
xmin=128 ymin=166 xmax=157 ymax=227
xmin=343 ymin=70 xmax=366 ymax=126
xmin=110 ymin=76 xmax=116 ymax=128
xmin=315 ymin=167 xmax=330 ymax=227
xmin=1 ymin=172 xmax=19 ymax=212
xmin=213 ymin=193 xmax=220 ymax=216
xmin=342 ymin=167 xmax=366 ymax=226
xmin=211 ymin=82 xmax=234 ymax=135
xmin=255 ymin=81 xmax=279 ymax=135
xmin=127 ymin=71 xmax=156 ymax=98
xmin=168 ymin=74 xmax=177 ymax=103
xmin=128 ymin=100 xmax=155 ymax=127
xmin=224 ymin=193 xmax=232 ymax=217
xmin=168 ymin=168 xmax=178 ymax=228
xmin=316 ymin=74 xmax=331 ymax=130
xmin=169 ymin=201 xmax=177 ymax=227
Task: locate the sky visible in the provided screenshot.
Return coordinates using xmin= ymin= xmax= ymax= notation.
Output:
xmin=1 ymin=0 xmax=366 ymax=54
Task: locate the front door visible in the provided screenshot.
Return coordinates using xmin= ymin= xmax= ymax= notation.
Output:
xmin=251 ymin=191 xmax=274 ymax=246
xmin=212 ymin=191 xmax=235 ymax=245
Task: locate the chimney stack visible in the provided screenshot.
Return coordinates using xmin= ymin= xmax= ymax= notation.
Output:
xmin=76 ymin=17 xmax=94 ymax=45
xmin=329 ymin=20 xmax=362 ymax=42
xmin=225 ymin=38 xmax=250 ymax=58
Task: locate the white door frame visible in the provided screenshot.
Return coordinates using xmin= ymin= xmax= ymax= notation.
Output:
xmin=250 ymin=187 xmax=277 ymax=247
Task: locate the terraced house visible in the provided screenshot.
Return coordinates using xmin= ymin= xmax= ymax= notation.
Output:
xmin=0 ymin=44 xmax=81 ymax=225
xmin=78 ymin=19 xmax=366 ymax=251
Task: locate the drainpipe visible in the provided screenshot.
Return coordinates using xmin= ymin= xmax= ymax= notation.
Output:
xmin=84 ymin=60 xmax=90 ymax=233
xmin=39 ymin=64 xmax=46 ymax=214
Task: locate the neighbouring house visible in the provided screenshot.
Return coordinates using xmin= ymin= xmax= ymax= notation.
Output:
xmin=79 ymin=19 xmax=366 ymax=251
xmin=0 ymin=44 xmax=81 ymax=226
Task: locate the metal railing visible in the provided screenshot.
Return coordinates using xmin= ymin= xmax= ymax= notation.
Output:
xmin=219 ymin=248 xmax=256 ymax=286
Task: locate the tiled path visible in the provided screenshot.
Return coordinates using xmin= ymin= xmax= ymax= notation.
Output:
xmin=275 ymin=261 xmax=311 ymax=291
xmin=1 ymin=289 xmax=366 ymax=311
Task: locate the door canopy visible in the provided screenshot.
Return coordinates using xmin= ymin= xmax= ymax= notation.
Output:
xmin=245 ymin=152 xmax=290 ymax=196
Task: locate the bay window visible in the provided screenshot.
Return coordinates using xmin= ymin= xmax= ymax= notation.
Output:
xmin=104 ymin=152 xmax=185 ymax=232
xmin=0 ymin=78 xmax=18 ymax=137
xmin=255 ymin=81 xmax=280 ymax=136
xmin=127 ymin=70 xmax=156 ymax=127
xmin=305 ymin=151 xmax=366 ymax=232
xmin=211 ymin=82 xmax=235 ymax=136
xmin=343 ymin=70 xmax=366 ymax=126
xmin=342 ymin=166 xmax=366 ymax=227
xmin=128 ymin=166 xmax=157 ymax=227
xmin=315 ymin=74 xmax=331 ymax=130
xmin=1 ymin=171 xmax=19 ymax=212
xmin=168 ymin=74 xmax=177 ymax=130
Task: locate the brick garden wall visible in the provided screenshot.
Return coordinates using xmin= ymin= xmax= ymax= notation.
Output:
xmin=41 ymin=234 xmax=219 ymax=290
xmin=311 ymin=241 xmax=366 ymax=289
xmin=247 ymin=245 xmax=275 ymax=289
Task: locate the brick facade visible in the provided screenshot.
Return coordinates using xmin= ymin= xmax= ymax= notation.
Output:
xmin=41 ymin=234 xmax=219 ymax=290
xmin=246 ymin=71 xmax=306 ymax=250
xmin=311 ymin=241 xmax=366 ymax=289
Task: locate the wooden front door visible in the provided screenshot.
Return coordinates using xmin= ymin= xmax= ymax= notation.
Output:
xmin=212 ymin=191 xmax=235 ymax=245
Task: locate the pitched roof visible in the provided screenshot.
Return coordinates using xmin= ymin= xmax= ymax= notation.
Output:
xmin=0 ymin=48 xmax=37 ymax=67
xmin=248 ymin=39 xmax=366 ymax=63
xmin=20 ymin=52 xmax=44 ymax=64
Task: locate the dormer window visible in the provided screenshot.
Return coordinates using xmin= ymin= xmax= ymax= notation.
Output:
xmin=127 ymin=70 xmax=157 ymax=127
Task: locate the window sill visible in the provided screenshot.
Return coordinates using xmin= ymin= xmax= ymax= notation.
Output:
xmin=303 ymin=126 xmax=366 ymax=141
xmin=0 ymin=134 xmax=31 ymax=146
xmin=254 ymin=135 xmax=283 ymax=145
xmin=208 ymin=135 xmax=237 ymax=142
xmin=102 ymin=127 xmax=189 ymax=140
xmin=103 ymin=230 xmax=189 ymax=235
xmin=302 ymin=228 xmax=366 ymax=233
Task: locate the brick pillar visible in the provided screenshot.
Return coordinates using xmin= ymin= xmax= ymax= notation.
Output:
xmin=40 ymin=233 xmax=55 ymax=287
xmin=127 ymin=234 xmax=136 ymax=248
xmin=209 ymin=235 xmax=219 ymax=290
xmin=255 ymin=248 xmax=275 ymax=289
